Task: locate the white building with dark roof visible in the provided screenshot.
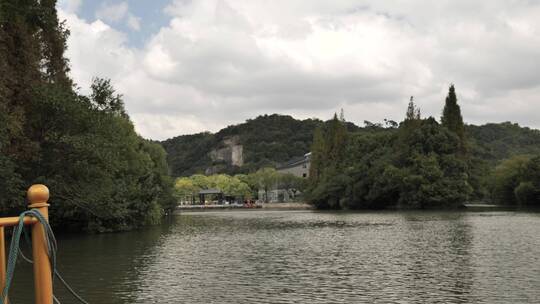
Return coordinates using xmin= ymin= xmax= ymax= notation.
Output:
xmin=276 ymin=152 xmax=311 ymax=178
xmin=258 ymin=152 xmax=311 ymax=203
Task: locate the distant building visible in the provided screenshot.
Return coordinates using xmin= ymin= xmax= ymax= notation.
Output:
xmin=276 ymin=152 xmax=311 ymax=178
xmin=258 ymin=152 xmax=311 ymax=203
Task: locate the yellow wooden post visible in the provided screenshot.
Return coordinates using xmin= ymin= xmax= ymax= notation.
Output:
xmin=27 ymin=185 xmax=53 ymax=304
xmin=0 ymin=226 xmax=7 ymax=304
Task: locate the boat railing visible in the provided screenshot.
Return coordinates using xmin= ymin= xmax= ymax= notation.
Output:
xmin=0 ymin=184 xmax=53 ymax=304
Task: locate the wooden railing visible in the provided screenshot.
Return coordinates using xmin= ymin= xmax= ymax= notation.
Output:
xmin=0 ymin=184 xmax=52 ymax=304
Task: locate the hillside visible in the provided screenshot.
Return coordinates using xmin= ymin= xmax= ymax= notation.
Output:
xmin=162 ymin=115 xmax=329 ymax=176
xmin=161 ymin=115 xmax=540 ymax=177
xmin=467 ymin=122 xmax=540 ymax=163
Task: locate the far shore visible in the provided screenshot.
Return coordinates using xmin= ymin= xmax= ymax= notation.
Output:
xmin=174 ymin=201 xmax=538 ymax=214
xmin=175 ymin=202 xmax=313 ymax=213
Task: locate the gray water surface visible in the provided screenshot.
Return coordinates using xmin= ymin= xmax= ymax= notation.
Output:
xmin=10 ymin=210 xmax=540 ymax=303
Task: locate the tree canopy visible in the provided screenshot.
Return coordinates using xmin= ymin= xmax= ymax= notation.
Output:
xmin=0 ymin=0 xmax=175 ymax=232
xmin=441 ymin=85 xmax=466 ymax=151
xmin=174 ymin=168 xmax=307 ymax=203
xmin=306 ymin=91 xmax=472 ymax=209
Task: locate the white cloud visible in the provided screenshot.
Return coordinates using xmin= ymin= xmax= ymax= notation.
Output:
xmin=58 ymin=0 xmax=82 ymax=14
xmin=61 ymin=10 xmax=135 ymax=92
xmin=127 ymin=14 xmax=141 ymax=31
xmin=94 ymin=2 xmax=142 ymax=32
xmin=95 ymin=1 xmax=128 ymax=23
xmin=61 ymin=0 xmax=540 ymax=140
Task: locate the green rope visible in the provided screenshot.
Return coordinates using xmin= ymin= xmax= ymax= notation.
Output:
xmin=1 ymin=210 xmax=89 ymax=304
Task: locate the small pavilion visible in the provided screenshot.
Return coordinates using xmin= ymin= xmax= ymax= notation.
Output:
xmin=198 ymin=189 xmax=223 ymax=204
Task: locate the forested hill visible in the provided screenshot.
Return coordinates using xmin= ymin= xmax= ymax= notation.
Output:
xmin=468 ymin=122 xmax=540 ymax=163
xmin=161 ymin=114 xmax=347 ymax=176
xmin=161 ymin=114 xmax=540 ymax=177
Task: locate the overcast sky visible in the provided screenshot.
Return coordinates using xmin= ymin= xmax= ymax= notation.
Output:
xmin=57 ymin=0 xmax=540 ymax=140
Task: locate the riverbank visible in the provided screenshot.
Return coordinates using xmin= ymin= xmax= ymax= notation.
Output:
xmin=261 ymin=202 xmax=314 ymax=210
xmin=175 ymin=202 xmax=313 ymax=213
xmin=175 ymin=202 xmax=530 ymax=213
xmin=463 ymin=203 xmax=514 ymax=211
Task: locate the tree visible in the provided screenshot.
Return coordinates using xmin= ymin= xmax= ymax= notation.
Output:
xmin=384 ymin=119 xmax=398 ymax=129
xmin=251 ymin=168 xmax=278 ymax=202
xmin=90 ymin=78 xmax=127 ymax=117
xmin=225 ymin=176 xmax=252 ymax=198
xmin=175 ymin=177 xmax=199 ymax=204
xmin=308 ymin=127 xmax=325 ymax=184
xmin=191 ymin=174 xmax=211 ymax=190
xmin=177 ymin=174 xmax=252 ymax=202
xmin=235 ymin=173 xmax=258 ymax=197
xmin=0 ymin=124 xmax=23 ymax=213
xmin=491 ymin=155 xmax=530 ymax=205
xmin=306 ymin=113 xmax=349 ymax=208
xmin=394 ymin=118 xmax=471 ymax=208
xmin=0 ymin=1 xmax=176 ymax=232
xmin=492 ymin=155 xmax=540 ymax=206
xmin=278 ymin=173 xmax=306 ymax=201
xmin=310 ymin=105 xmax=472 ymax=210
xmin=325 ymin=113 xmax=348 ymax=169
xmin=441 ymin=85 xmax=466 ymax=150
xmin=405 ymin=96 xmax=421 ymax=121
xmin=364 ymin=121 xmax=383 ymax=129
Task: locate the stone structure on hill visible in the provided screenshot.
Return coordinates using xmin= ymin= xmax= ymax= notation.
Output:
xmin=206 ymin=136 xmax=244 ymax=174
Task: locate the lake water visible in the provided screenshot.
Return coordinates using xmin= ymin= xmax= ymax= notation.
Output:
xmin=9 ymin=210 xmax=540 ymax=303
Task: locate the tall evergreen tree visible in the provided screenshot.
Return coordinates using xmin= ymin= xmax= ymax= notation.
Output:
xmin=306 ymin=114 xmax=349 ymax=209
xmin=441 ymin=85 xmax=465 ymax=148
xmin=309 ymin=126 xmax=325 ymax=184
xmin=325 ymin=113 xmax=348 ymax=168
xmin=405 ymin=96 xmax=421 ymax=121
xmin=398 ymin=96 xmax=422 ymax=156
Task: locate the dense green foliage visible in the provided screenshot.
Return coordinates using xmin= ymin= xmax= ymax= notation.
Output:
xmin=162 ymin=114 xmax=361 ymax=176
xmin=175 ymin=174 xmax=252 ymax=203
xmin=161 ymin=132 xmax=215 ymax=176
xmin=307 ymin=114 xmax=349 ymax=208
xmin=467 ymin=122 xmax=540 ymax=162
xmin=442 ymin=85 xmax=466 ymax=151
xmin=491 ymin=155 xmax=540 ymax=206
xmin=0 ymin=0 xmax=174 ymax=232
xmin=307 ymin=97 xmax=472 ymax=209
xmin=162 ymin=115 xmax=321 ymax=176
xmin=304 ymin=86 xmax=540 ymax=209
xmin=466 ymin=122 xmax=540 ymax=199
xmin=163 ymin=113 xmax=540 ymax=191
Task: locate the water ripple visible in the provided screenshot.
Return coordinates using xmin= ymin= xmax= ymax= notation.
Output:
xmin=9 ymin=210 xmax=540 ymax=303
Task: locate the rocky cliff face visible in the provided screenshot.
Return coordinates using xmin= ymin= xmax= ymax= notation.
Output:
xmin=208 ymin=136 xmax=244 ymax=167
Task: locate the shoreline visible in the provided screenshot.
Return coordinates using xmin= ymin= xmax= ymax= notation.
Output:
xmin=175 ymin=202 xmax=313 ymax=213
xmin=174 ymin=202 xmax=535 ymax=214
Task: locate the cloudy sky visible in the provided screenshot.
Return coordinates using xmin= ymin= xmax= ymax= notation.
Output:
xmin=57 ymin=0 xmax=540 ymax=140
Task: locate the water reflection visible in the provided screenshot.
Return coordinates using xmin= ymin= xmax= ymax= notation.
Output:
xmin=399 ymin=213 xmax=474 ymax=303
xmin=10 ymin=221 xmax=174 ymax=303
xmin=8 ymin=211 xmax=540 ymax=303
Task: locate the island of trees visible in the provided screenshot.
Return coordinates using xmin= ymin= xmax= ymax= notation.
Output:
xmin=305 ymin=86 xmax=540 ymax=209
xmin=307 ymin=87 xmax=471 ymax=209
